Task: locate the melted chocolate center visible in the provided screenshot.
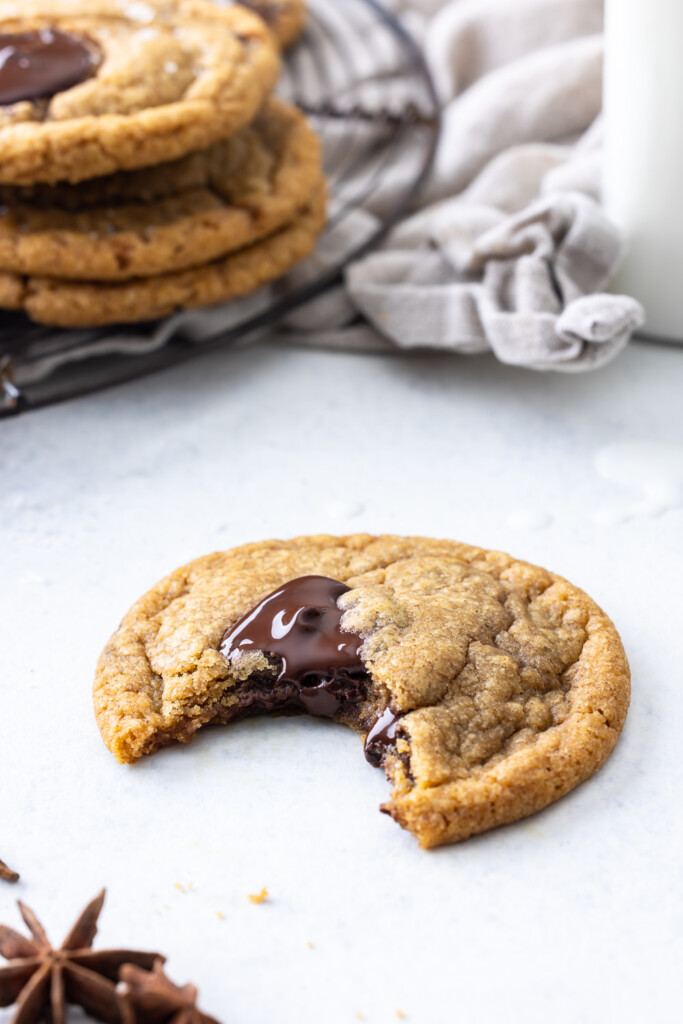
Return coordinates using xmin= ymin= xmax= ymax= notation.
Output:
xmin=219 ymin=575 xmax=403 ymax=765
xmin=364 ymin=707 xmax=404 ymax=767
xmin=221 ymin=575 xmax=363 ymax=680
xmin=0 ymin=30 xmax=100 ymax=106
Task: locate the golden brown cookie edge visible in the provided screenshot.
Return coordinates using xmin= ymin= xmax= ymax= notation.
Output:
xmin=0 ymin=99 xmax=323 ymax=282
xmin=5 ymin=179 xmax=327 ymax=326
xmin=93 ymin=533 xmax=630 ymax=849
xmin=0 ymin=4 xmax=281 ymax=185
xmin=385 ymin=585 xmax=630 ymax=848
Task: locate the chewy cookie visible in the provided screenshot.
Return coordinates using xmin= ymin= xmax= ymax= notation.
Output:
xmin=93 ymin=534 xmax=630 ymax=848
xmin=0 ymin=182 xmax=326 ymax=326
xmin=239 ymin=0 xmax=306 ymax=49
xmin=0 ymin=0 xmax=280 ymax=185
xmin=0 ymin=99 xmax=322 ymax=282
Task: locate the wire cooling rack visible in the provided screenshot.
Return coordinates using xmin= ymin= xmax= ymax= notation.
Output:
xmin=0 ymin=0 xmax=440 ymax=418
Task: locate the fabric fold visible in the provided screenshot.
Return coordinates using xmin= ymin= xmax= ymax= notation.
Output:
xmin=345 ymin=183 xmax=642 ymax=371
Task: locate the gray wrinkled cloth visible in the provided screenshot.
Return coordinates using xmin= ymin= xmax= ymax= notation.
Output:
xmin=303 ymin=0 xmax=644 ymax=371
xmin=344 ymin=189 xmax=639 ymax=370
xmin=15 ymin=0 xmax=644 ymax=384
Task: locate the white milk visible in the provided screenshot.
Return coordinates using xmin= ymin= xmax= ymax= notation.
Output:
xmin=603 ymin=0 xmax=683 ymax=342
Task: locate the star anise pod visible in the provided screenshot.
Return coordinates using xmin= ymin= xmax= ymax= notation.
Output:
xmin=119 ymin=961 xmax=221 ymax=1024
xmin=0 ymin=859 xmax=19 ymax=883
xmin=0 ymin=889 xmax=163 ymax=1024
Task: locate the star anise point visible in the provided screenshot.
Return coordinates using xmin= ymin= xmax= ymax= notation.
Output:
xmin=119 ymin=960 xmax=222 ymax=1024
xmin=0 ymin=859 xmax=19 ymax=884
xmin=0 ymin=891 xmax=163 ymax=1024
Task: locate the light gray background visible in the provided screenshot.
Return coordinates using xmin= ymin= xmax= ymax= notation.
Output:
xmin=2 ymin=340 xmax=681 ymax=1024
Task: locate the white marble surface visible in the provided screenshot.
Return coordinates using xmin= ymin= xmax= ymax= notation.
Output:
xmin=1 ymin=340 xmax=682 ymax=1024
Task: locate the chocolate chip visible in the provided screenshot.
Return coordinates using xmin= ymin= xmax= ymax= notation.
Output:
xmin=220 ymin=575 xmax=364 ymax=686
xmin=0 ymin=30 xmax=100 ymax=106
xmin=220 ymin=576 xmax=406 ymax=765
xmin=364 ymin=706 xmax=404 ymax=766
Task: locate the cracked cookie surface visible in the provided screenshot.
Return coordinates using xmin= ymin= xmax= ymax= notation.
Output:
xmin=0 ymin=100 xmax=322 ymax=282
xmin=0 ymin=0 xmax=280 ymax=185
xmin=93 ymin=534 xmax=630 ymax=848
xmin=0 ymin=181 xmax=326 ymax=326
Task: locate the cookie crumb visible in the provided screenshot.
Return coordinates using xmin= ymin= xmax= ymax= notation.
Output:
xmin=216 ymin=911 xmax=225 ymax=920
xmin=174 ymin=883 xmax=186 ymax=893
xmin=306 ymin=941 xmax=314 ymax=949
xmin=248 ymin=887 xmax=268 ymax=904
xmin=397 ymin=1013 xmax=406 ymax=1020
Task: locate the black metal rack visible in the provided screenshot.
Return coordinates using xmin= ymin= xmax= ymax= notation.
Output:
xmin=0 ymin=0 xmax=440 ymax=418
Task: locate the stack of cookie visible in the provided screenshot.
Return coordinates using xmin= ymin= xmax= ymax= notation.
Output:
xmin=0 ymin=0 xmax=325 ymax=328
